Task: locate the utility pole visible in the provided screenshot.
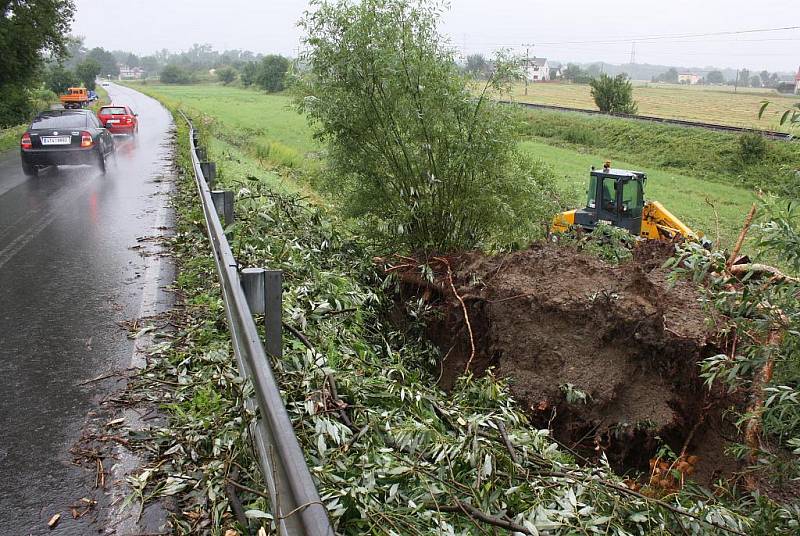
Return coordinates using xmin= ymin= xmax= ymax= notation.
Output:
xmin=630 ymin=42 xmax=636 ymax=65
xmin=734 ymin=69 xmax=739 ymax=93
xmin=522 ymin=42 xmax=534 ymax=96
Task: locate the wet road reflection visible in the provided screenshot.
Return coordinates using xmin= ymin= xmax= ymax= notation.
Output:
xmin=0 ymin=84 xmax=174 ymax=534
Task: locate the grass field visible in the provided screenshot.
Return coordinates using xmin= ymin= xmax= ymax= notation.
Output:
xmin=507 ymin=81 xmax=800 ymax=131
xmin=132 ymin=82 xmax=765 ymax=250
xmin=127 ymin=83 xmax=319 ymax=167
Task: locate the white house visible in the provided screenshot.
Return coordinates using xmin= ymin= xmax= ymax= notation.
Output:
xmin=526 ymin=57 xmax=550 ymax=82
xmin=678 ymin=73 xmax=701 ymax=85
xmin=795 ymin=66 xmax=800 ymax=94
xmin=118 ymin=66 xmax=144 ymax=80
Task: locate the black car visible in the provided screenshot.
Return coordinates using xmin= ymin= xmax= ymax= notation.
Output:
xmin=20 ymin=110 xmax=115 ymax=176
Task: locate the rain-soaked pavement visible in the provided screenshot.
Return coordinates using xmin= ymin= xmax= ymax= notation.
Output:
xmin=0 ymin=84 xmax=175 ymax=534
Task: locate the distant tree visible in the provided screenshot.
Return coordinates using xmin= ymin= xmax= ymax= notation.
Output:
xmin=63 ymin=35 xmax=87 ymax=70
xmin=87 ymin=47 xmax=119 ymax=77
xmin=125 ymin=53 xmax=140 ymax=68
xmin=749 ymin=75 xmax=762 ymax=88
xmin=654 ymin=67 xmax=679 ymax=83
xmin=465 ymin=53 xmax=489 ymax=78
xmin=216 ymin=66 xmax=238 ymax=85
xmin=139 ymin=56 xmax=160 ymax=77
xmin=759 ymin=70 xmax=771 ymax=86
xmin=736 ymin=68 xmax=750 ymax=87
xmin=76 ymin=58 xmax=101 ymax=89
xmin=160 ymin=64 xmax=192 ymax=84
xmin=0 ymin=0 xmax=76 ymax=126
xmin=589 ymin=73 xmax=638 ymax=114
xmin=256 ymin=55 xmax=290 ymax=92
xmin=44 ymin=64 xmax=78 ymax=94
xmin=241 ymin=61 xmax=258 ymax=87
xmin=585 ymin=63 xmax=603 ymax=77
xmin=562 ymin=63 xmax=590 ymax=83
xmin=706 ymin=70 xmax=724 ymax=84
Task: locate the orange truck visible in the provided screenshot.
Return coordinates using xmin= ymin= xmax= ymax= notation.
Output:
xmin=59 ymin=87 xmax=89 ymax=109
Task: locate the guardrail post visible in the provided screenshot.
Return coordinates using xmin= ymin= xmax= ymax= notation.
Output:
xmin=240 ymin=268 xmax=266 ymax=314
xmin=211 ymin=190 xmax=235 ymax=226
xmin=200 ymin=161 xmax=217 ymax=188
xmin=264 ymin=270 xmax=283 ymax=358
xmin=239 ymin=268 xmax=283 ymax=358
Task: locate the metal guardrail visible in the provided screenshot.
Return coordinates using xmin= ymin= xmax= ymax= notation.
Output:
xmin=180 ymin=112 xmax=333 ymax=536
xmin=500 ymin=100 xmax=796 ymax=141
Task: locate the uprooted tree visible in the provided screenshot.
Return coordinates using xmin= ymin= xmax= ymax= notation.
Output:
xmin=296 ymin=0 xmax=563 ymax=252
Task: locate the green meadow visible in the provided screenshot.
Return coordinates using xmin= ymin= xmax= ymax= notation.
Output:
xmin=130 ymin=82 xmax=770 ymax=249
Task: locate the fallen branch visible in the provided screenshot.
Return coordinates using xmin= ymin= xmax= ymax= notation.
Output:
xmin=225 ymin=477 xmax=271 ymax=500
xmin=433 ymin=257 xmax=476 ymax=374
xmin=283 ymin=321 xmax=357 ymax=430
xmin=224 ymin=468 xmax=251 ymax=531
xmin=744 ymin=326 xmax=784 ymax=487
xmin=434 ymin=500 xmax=532 ymax=535
xmin=493 ymin=419 xmax=519 ymax=464
xmin=727 ymin=203 xmax=756 ymax=270
xmin=282 ymin=321 xmax=314 ymax=352
xmin=729 ymin=263 xmax=799 ymax=283
xmin=536 ymin=470 xmax=746 ymax=535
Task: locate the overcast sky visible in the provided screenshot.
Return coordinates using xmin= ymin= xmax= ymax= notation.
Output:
xmin=72 ymin=0 xmax=799 ymax=72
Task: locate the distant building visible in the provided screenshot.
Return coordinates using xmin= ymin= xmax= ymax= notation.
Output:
xmin=795 ymin=66 xmax=800 ymax=94
xmin=118 ymin=66 xmax=144 ymax=80
xmin=526 ymin=57 xmax=550 ymax=81
xmin=678 ymin=73 xmax=701 ymax=85
xmin=549 ymin=62 xmax=563 ymax=80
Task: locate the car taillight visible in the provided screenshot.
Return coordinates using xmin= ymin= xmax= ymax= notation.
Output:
xmin=80 ymin=131 xmax=94 ymax=148
xmin=125 ymin=116 xmax=132 ymax=124
xmin=20 ymin=133 xmax=32 ymax=150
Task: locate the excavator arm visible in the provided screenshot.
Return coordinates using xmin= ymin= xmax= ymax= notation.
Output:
xmin=641 ymin=201 xmax=699 ymax=241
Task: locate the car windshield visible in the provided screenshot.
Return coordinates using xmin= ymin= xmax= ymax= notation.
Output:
xmin=101 ymin=107 xmax=127 ymax=115
xmin=31 ymin=114 xmax=88 ymax=129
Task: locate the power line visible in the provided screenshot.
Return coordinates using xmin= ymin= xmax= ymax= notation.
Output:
xmin=455 ymin=25 xmax=800 ymax=48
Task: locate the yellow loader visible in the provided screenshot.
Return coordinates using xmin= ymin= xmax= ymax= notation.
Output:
xmin=551 ymin=162 xmax=701 ymax=241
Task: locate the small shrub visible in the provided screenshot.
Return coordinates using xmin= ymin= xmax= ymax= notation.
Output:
xmin=216 ymin=66 xmax=238 ymax=85
xmin=738 ymin=132 xmax=767 ymax=164
xmin=590 ymin=73 xmax=638 ymax=114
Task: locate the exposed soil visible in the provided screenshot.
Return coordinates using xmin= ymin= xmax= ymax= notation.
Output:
xmin=405 ymin=242 xmax=740 ymax=481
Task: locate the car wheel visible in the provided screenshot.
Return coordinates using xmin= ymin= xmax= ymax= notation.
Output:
xmin=21 ymin=160 xmax=38 ymax=177
xmin=97 ymin=148 xmax=107 ymax=174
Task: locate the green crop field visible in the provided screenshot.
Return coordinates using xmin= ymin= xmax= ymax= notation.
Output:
xmin=133 ymin=82 xmax=765 ymax=250
xmin=507 ymin=81 xmax=800 ymax=131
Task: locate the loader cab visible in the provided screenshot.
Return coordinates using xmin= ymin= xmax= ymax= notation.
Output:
xmin=575 ymin=168 xmax=646 ymax=235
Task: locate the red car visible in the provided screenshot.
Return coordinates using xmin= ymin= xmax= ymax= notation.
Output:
xmin=97 ymin=105 xmax=138 ymax=136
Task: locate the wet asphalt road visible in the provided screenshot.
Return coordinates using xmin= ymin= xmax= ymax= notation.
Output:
xmin=0 ymin=84 xmax=174 ymax=534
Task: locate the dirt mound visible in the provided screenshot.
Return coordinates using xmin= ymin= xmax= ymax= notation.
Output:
xmin=418 ymin=243 xmax=733 ymax=476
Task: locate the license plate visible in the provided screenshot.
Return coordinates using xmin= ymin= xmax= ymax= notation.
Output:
xmin=41 ymin=136 xmax=71 ymax=145
xmin=107 ymin=119 xmax=120 ymax=124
